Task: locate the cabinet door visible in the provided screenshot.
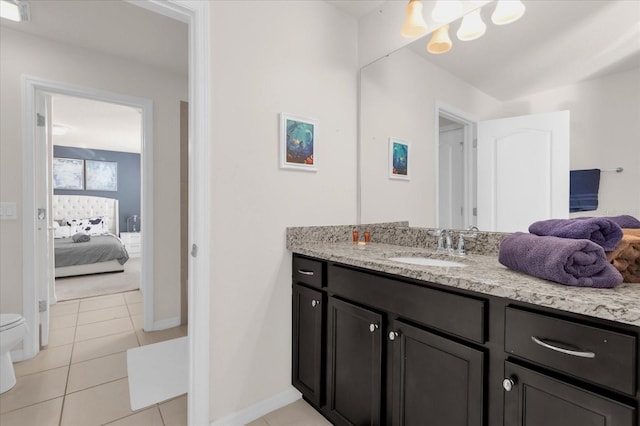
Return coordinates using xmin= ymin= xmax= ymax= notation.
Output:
xmin=504 ymin=362 xmax=635 ymax=426
xmin=327 ymin=297 xmax=383 ymax=426
xmin=389 ymin=320 xmax=484 ymax=426
xmin=292 ymin=284 xmax=324 ymax=406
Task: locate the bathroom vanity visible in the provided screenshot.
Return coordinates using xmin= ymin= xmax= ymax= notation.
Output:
xmin=289 ymin=233 xmax=639 ymax=426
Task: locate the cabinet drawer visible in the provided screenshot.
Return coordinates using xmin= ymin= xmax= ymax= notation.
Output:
xmin=329 ymin=264 xmax=486 ymax=343
xmin=293 ymin=255 xmax=324 ymax=288
xmin=505 ymin=307 xmax=637 ymax=395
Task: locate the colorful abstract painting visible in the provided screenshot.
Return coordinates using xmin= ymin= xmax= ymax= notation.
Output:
xmin=86 ymin=160 xmax=118 ymax=191
xmin=389 ymin=138 xmax=410 ymax=180
xmin=53 ymin=157 xmax=84 ymax=190
xmin=280 ymin=113 xmax=318 ymax=171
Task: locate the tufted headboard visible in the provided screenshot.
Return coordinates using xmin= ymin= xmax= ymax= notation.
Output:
xmin=52 ymin=195 xmax=119 ymax=235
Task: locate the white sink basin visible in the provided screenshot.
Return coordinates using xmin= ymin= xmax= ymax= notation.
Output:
xmin=388 ymin=256 xmax=467 ymax=268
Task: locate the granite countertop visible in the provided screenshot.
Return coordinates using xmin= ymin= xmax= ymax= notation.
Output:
xmin=290 ymin=241 xmax=640 ymax=327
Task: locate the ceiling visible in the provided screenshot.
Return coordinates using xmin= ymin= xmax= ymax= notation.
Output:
xmin=3 ymin=0 xmax=638 ymax=152
xmin=340 ymin=0 xmax=640 ymax=102
xmin=407 ymin=0 xmax=640 ymax=101
xmin=1 ymin=0 xmax=187 ymax=154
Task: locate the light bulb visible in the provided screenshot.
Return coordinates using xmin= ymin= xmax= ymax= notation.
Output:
xmin=432 ymin=0 xmax=463 ymax=24
xmin=457 ymin=8 xmax=486 ymax=41
xmin=0 ymin=0 xmax=20 ymax=22
xmin=491 ymin=0 xmax=526 ymax=25
xmin=427 ymin=24 xmax=452 ymax=54
xmin=401 ymin=0 xmax=428 ymax=38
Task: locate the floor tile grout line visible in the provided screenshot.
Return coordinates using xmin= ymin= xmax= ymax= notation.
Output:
xmin=0 ymin=395 xmax=63 ymax=417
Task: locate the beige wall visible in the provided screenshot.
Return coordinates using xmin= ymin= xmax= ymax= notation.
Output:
xmin=360 ymin=47 xmax=503 ymax=227
xmin=208 ymin=0 xmax=358 ymax=420
xmin=0 ymin=27 xmax=186 ymax=323
xmin=502 ymin=68 xmax=640 ymax=218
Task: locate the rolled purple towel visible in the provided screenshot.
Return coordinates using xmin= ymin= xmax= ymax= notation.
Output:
xmin=499 ymin=233 xmax=623 ymax=288
xmin=529 ymin=218 xmax=622 ymax=251
xmin=605 ymin=215 xmax=640 ymax=229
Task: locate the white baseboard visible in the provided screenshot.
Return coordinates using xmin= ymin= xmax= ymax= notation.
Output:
xmin=210 ymin=387 xmax=302 ymax=426
xmin=150 ymin=316 xmax=181 ymax=331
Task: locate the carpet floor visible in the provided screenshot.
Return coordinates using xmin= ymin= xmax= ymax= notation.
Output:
xmin=55 ymin=257 xmax=141 ymax=301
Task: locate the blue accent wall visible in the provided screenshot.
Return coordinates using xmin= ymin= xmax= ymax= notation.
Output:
xmin=53 ymin=145 xmax=141 ymax=233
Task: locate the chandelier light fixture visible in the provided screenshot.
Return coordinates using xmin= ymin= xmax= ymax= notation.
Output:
xmin=456 ymin=8 xmax=487 ymax=41
xmin=402 ymin=0 xmax=526 ymax=54
xmin=427 ymin=24 xmax=453 ymax=54
xmin=491 ymin=0 xmax=526 ymax=25
xmin=431 ymin=0 xmax=464 ymax=24
xmin=401 ymin=0 xmax=428 ymax=38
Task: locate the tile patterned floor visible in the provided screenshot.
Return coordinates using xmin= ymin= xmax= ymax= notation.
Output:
xmin=0 ymin=290 xmax=187 ymax=426
xmin=1 ymin=290 xmax=330 ymax=426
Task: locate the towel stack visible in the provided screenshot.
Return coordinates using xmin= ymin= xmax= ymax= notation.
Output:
xmin=605 ymin=216 xmax=640 ymax=283
xmin=498 ymin=216 xmax=640 ymax=288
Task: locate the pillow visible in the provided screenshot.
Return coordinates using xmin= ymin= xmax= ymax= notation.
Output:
xmin=67 ymin=217 xmax=105 ymax=236
xmin=54 ymin=225 xmax=72 ymax=239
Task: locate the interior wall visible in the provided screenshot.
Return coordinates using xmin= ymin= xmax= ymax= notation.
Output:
xmin=360 ymin=48 xmax=502 ymax=227
xmin=0 ymin=27 xmax=186 ymax=323
xmin=209 ymin=0 xmax=358 ymax=420
xmin=52 ymin=145 xmax=141 ymax=230
xmin=501 ymin=68 xmax=640 ymax=218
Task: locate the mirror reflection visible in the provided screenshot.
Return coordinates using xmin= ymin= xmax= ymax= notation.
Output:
xmin=359 ymin=0 xmax=640 ymax=232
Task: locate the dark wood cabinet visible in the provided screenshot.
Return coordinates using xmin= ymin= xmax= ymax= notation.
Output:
xmin=291 ymin=254 xmax=640 ymax=426
xmin=503 ymin=361 xmax=636 ymax=426
xmin=389 ymin=320 xmax=484 ymax=426
xmin=292 ymin=284 xmax=325 ymax=406
xmin=327 ymin=297 xmax=383 ymax=426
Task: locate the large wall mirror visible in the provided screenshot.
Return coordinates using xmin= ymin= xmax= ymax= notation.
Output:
xmin=359 ymin=0 xmax=640 ymax=232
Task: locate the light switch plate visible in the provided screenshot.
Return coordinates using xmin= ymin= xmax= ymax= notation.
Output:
xmin=0 ymin=202 xmax=18 ymax=220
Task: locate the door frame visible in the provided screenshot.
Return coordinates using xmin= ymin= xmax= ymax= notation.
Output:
xmin=434 ymin=101 xmax=478 ymax=229
xmin=141 ymin=2 xmax=211 ymax=424
xmin=25 ymin=77 xmax=155 ymax=330
xmin=21 ymin=1 xmax=211 ymax=424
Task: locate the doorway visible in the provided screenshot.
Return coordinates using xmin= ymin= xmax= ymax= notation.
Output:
xmin=435 ymin=102 xmax=478 ymax=230
xmin=27 ymin=79 xmax=155 ymax=346
xmin=19 ymin=1 xmax=210 ymax=423
xmin=49 ymin=93 xmax=143 ymax=303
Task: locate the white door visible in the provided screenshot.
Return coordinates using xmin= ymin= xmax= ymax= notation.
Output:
xmin=477 ymin=111 xmax=570 ymax=232
xmin=35 ymin=92 xmax=54 ymax=346
xmin=438 ymin=126 xmax=465 ymax=229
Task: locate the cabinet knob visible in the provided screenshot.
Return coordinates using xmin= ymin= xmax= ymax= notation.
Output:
xmin=311 ymin=300 xmax=320 ymax=307
xmin=388 ymin=331 xmax=399 ymax=341
xmin=369 ymin=323 xmax=379 ymax=333
xmin=502 ymin=377 xmax=516 ymax=392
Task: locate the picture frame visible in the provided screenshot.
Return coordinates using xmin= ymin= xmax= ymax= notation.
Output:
xmin=85 ymin=160 xmax=118 ymax=191
xmin=389 ymin=138 xmax=410 ymax=180
xmin=53 ymin=157 xmax=84 ymax=190
xmin=280 ymin=113 xmax=318 ymax=171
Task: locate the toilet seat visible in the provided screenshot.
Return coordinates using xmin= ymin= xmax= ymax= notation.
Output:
xmin=0 ymin=314 xmax=25 ymax=332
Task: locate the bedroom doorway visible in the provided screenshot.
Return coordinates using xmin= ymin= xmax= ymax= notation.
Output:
xmin=50 ymin=94 xmax=143 ymax=303
xmin=20 ymin=1 xmax=210 ymax=423
xmin=29 ymin=80 xmax=155 ymax=334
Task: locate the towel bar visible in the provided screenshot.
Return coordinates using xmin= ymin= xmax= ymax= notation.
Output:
xmin=602 ymin=167 xmax=623 ymax=173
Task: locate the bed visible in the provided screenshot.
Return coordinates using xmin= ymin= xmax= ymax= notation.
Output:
xmin=53 ymin=195 xmax=129 ymax=278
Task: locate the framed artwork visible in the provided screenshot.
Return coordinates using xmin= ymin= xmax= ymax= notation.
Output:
xmin=389 ymin=138 xmax=410 ymax=180
xmin=53 ymin=157 xmax=84 ymax=190
xmin=85 ymin=160 xmax=118 ymax=191
xmin=280 ymin=113 xmax=318 ymax=171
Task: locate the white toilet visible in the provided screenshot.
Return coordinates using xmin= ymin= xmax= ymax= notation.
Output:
xmin=0 ymin=313 xmax=29 ymax=394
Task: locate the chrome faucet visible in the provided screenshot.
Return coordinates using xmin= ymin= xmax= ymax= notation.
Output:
xmin=435 ymin=229 xmax=453 ymax=253
xmin=456 ymin=232 xmax=478 ymax=256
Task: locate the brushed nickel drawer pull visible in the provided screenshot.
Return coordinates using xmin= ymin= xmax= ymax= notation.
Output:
xmin=297 ymin=269 xmax=314 ymax=276
xmin=531 ymin=336 xmax=595 ymax=358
